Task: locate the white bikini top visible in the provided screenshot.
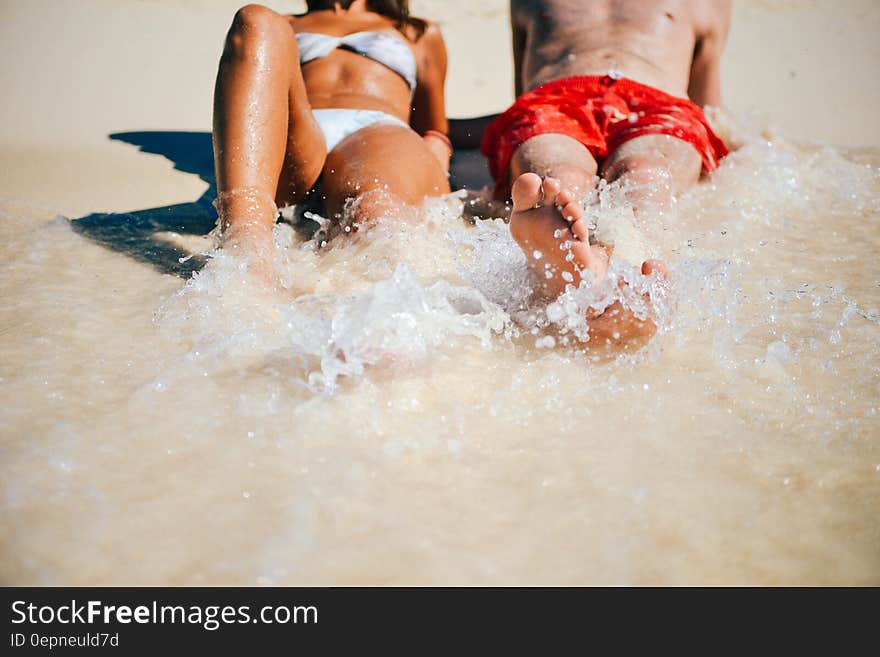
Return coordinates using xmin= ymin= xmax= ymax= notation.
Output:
xmin=296 ymin=31 xmax=417 ymax=93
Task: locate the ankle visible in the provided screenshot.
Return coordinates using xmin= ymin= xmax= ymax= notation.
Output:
xmin=214 ymin=187 xmax=278 ymax=237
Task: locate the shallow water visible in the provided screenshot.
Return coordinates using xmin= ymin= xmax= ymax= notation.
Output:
xmin=1 ymin=113 xmax=879 ymax=584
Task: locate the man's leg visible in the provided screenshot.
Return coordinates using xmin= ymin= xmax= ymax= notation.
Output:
xmin=509 ymin=134 xmax=598 ymax=197
xmin=599 ymin=134 xmax=702 ymax=208
xmin=507 ymin=134 xmax=667 ymax=347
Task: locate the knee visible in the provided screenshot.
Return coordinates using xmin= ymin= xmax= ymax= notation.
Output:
xmin=225 ymin=4 xmax=289 ymax=55
xmin=510 ymin=141 xmax=597 ymax=196
xmin=549 ymin=165 xmax=597 ymax=196
xmin=510 ymin=160 xmax=595 ymax=197
xmin=233 ymin=3 xmax=283 ymax=30
xmin=604 ymin=157 xmax=671 ymax=187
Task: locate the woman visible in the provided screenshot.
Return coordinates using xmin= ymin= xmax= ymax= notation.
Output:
xmin=212 ymin=1 xmax=452 ymax=259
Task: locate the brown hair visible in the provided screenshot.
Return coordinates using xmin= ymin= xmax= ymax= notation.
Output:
xmin=305 ymin=0 xmax=427 ymax=39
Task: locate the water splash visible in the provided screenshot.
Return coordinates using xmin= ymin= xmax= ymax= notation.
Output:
xmin=152 ymin=110 xmax=880 ymax=398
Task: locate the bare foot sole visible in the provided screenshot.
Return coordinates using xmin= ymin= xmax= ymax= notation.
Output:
xmin=508 ymin=173 xmax=667 ymax=346
xmin=509 ymin=173 xmax=608 ymax=297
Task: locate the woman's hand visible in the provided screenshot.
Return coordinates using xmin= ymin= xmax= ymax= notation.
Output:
xmin=422 ymin=130 xmax=452 ymax=173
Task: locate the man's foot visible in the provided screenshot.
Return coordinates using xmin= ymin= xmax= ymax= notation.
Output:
xmin=508 ymin=173 xmax=667 ymax=347
xmin=585 ymin=259 xmax=668 ymax=348
xmin=509 ymin=173 xmax=608 ymax=297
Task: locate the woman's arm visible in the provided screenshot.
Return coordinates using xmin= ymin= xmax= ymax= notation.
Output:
xmin=410 ymin=21 xmax=451 ymax=171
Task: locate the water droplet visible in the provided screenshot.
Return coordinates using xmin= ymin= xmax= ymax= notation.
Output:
xmin=766 ymin=340 xmax=791 ymax=363
xmin=546 ymin=303 xmax=564 ymax=322
xmin=535 ymin=335 xmax=556 ymax=349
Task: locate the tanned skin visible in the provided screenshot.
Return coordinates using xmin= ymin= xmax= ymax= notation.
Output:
xmin=213 ymin=1 xmax=451 ymax=267
xmin=461 ymin=0 xmax=730 ymax=346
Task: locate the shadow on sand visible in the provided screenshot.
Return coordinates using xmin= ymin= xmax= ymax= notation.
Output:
xmin=71 ymin=130 xmax=492 ymax=278
xmin=71 ymin=131 xmax=218 ymax=278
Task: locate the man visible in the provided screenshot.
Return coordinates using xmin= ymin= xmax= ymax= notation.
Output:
xmin=471 ymin=0 xmax=731 ymax=343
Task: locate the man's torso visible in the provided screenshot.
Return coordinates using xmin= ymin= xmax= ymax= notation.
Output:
xmin=511 ymin=0 xmax=713 ymax=97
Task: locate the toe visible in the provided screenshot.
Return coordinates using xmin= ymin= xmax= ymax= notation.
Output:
xmin=561 ymin=200 xmax=590 ymax=242
xmin=555 ymin=188 xmax=575 ymax=209
xmin=511 ymin=173 xmax=543 ymax=212
xmin=540 ymin=177 xmax=561 ymax=207
xmin=555 ymin=189 xmax=589 ymax=242
xmin=569 ymin=217 xmax=591 ymax=242
xmin=641 ymin=259 xmax=669 ymax=278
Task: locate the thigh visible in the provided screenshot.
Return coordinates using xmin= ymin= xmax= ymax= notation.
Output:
xmin=600 ymin=134 xmax=702 ymax=195
xmin=215 ymin=4 xmax=326 ymax=204
xmin=274 ymin=19 xmax=329 ymax=207
xmin=510 ymin=134 xmax=598 ymax=195
xmin=320 ymin=123 xmax=451 ymax=220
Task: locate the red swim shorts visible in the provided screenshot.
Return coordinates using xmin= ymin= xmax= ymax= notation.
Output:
xmin=480 ymin=75 xmax=729 ymax=199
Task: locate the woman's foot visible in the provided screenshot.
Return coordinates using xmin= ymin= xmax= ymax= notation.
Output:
xmin=215 ymin=187 xmax=279 ymax=283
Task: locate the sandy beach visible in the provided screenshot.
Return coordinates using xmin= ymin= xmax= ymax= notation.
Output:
xmin=1 ymin=1 xmax=878 ymax=585
xmin=1 ymin=0 xmax=878 ymax=214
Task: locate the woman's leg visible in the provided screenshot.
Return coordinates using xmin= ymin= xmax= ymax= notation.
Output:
xmin=212 ymin=4 xmax=326 ymax=252
xmin=319 ymin=124 xmax=450 ymax=230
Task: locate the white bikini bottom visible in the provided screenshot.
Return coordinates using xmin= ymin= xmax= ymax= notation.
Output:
xmin=312 ymin=109 xmax=408 ymax=152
